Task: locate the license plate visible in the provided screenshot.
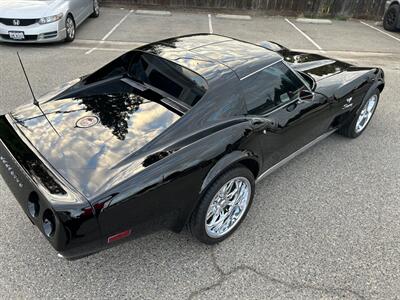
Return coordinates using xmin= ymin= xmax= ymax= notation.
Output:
xmin=9 ymin=31 xmax=25 ymax=40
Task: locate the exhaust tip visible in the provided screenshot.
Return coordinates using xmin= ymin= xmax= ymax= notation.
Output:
xmin=27 ymin=192 xmax=40 ymax=218
xmin=42 ymin=209 xmax=56 ymax=238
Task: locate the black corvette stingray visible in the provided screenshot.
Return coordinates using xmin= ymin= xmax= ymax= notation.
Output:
xmin=0 ymin=34 xmax=384 ymax=259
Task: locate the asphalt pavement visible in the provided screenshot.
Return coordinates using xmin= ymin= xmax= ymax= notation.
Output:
xmin=0 ymin=7 xmax=399 ymax=299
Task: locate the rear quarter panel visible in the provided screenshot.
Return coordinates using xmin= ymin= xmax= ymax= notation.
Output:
xmin=91 ymin=119 xmax=262 ymax=239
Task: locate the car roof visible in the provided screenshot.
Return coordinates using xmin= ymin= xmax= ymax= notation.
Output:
xmin=137 ymin=33 xmax=282 ymax=83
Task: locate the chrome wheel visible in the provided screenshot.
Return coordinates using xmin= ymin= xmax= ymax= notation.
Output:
xmin=66 ymin=17 xmax=75 ymax=39
xmin=205 ymin=177 xmax=251 ymax=238
xmin=355 ymin=95 xmax=378 ymax=133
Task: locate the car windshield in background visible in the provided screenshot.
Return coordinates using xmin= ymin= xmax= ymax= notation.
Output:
xmin=129 ymin=52 xmax=208 ymax=107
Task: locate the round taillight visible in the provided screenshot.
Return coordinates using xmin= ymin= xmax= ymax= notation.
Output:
xmin=27 ymin=192 xmax=40 ymax=218
xmin=42 ymin=209 xmax=56 ymax=237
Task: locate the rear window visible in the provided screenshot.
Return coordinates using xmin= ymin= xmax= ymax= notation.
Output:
xmin=129 ymin=53 xmax=208 ymax=107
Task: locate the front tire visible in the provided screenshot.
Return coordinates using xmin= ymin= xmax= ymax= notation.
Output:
xmin=383 ymin=4 xmax=400 ymax=31
xmin=64 ymin=15 xmax=76 ymax=42
xmin=338 ymin=89 xmax=380 ymax=138
xmin=90 ymin=0 xmax=100 ymax=18
xmin=190 ymin=166 xmax=255 ymax=244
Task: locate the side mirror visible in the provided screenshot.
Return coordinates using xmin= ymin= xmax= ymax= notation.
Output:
xmin=299 ymin=89 xmax=314 ymax=102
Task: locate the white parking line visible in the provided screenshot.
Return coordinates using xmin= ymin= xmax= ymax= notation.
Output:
xmin=296 ymin=18 xmax=332 ymax=25
xmin=135 ymin=10 xmax=171 ymax=16
xmin=208 ymin=14 xmax=213 ymax=34
xmin=85 ymin=10 xmax=133 ymax=55
xmin=66 ymin=46 xmax=128 ymax=52
xmin=215 ymin=14 xmax=252 ymax=20
xmin=285 ymin=18 xmax=324 ymax=52
xmin=76 ymin=39 xmax=144 ymax=46
xmin=360 ymin=21 xmax=400 ymax=43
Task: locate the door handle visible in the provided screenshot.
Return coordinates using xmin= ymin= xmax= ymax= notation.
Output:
xmin=251 ymin=118 xmax=278 ymax=133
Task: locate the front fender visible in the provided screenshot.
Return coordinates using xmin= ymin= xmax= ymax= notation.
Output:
xmin=355 ymin=76 xmax=384 ymax=115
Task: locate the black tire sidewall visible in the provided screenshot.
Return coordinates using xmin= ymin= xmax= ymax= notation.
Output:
xmin=190 ymin=166 xmax=255 ymax=244
xmin=64 ymin=16 xmax=75 ymax=42
xmin=384 ymin=5 xmax=400 ymax=31
xmin=91 ymin=0 xmax=100 ymax=18
xmin=348 ymin=90 xmax=380 ymax=138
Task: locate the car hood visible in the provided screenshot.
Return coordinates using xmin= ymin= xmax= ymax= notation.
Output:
xmin=0 ymin=0 xmax=60 ymax=18
xmin=9 ymin=93 xmax=180 ymax=198
xmin=280 ymin=49 xmax=376 ymax=98
xmin=280 ymin=49 xmax=353 ymax=81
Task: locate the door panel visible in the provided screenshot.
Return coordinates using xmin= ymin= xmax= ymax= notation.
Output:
xmin=69 ymin=0 xmax=90 ymax=25
xmin=258 ymin=93 xmax=330 ymax=171
xmin=68 ymin=0 xmax=81 ymax=24
xmin=85 ymin=0 xmax=94 ymax=19
xmin=241 ymin=61 xmax=332 ymax=172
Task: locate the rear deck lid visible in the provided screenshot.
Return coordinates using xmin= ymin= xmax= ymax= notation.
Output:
xmin=9 ymin=93 xmax=180 ymax=198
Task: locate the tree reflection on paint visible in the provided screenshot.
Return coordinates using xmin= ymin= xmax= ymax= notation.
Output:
xmin=78 ymin=93 xmax=146 ymax=141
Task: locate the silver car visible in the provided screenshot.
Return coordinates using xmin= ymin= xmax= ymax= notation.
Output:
xmin=0 ymin=0 xmax=100 ymax=43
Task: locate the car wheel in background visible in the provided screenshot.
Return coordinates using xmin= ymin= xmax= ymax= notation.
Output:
xmin=91 ymin=0 xmax=100 ymax=18
xmin=189 ymin=166 xmax=255 ymax=244
xmin=383 ymin=4 xmax=400 ymax=31
xmin=338 ymin=89 xmax=380 ymax=138
xmin=64 ymin=15 xmax=76 ymax=42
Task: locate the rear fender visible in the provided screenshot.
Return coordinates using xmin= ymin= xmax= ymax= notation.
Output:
xmin=200 ymin=150 xmax=260 ymax=194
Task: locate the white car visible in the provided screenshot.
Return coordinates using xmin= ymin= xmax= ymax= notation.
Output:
xmin=0 ymin=0 xmax=100 ymax=43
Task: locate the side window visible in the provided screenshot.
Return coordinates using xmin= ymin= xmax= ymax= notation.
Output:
xmin=241 ymin=62 xmax=306 ymax=115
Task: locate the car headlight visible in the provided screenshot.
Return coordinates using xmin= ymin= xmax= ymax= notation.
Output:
xmin=39 ymin=13 xmax=63 ymax=25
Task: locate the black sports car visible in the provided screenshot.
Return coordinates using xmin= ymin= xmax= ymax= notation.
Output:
xmin=0 ymin=34 xmax=384 ymax=259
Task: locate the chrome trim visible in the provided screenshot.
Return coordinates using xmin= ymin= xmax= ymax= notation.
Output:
xmin=256 ymin=129 xmax=336 ymax=183
xmin=240 ymin=59 xmax=283 ymax=81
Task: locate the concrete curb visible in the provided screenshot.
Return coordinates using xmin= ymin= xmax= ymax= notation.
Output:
xmin=296 ymin=18 xmax=332 ymax=24
xmin=215 ymin=14 xmax=252 ymax=20
xmin=135 ymin=10 xmax=172 ymax=16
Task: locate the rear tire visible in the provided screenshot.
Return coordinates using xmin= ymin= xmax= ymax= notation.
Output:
xmin=338 ymin=89 xmax=380 ymax=138
xmin=64 ymin=15 xmax=76 ymax=43
xmin=189 ymin=166 xmax=255 ymax=244
xmin=383 ymin=4 xmax=400 ymax=31
xmin=90 ymin=0 xmax=100 ymax=18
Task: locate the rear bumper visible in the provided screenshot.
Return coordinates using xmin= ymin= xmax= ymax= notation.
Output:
xmin=0 ymin=138 xmax=68 ymax=248
xmin=0 ymin=115 xmax=102 ymax=259
xmin=0 ymin=19 xmax=66 ymax=43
